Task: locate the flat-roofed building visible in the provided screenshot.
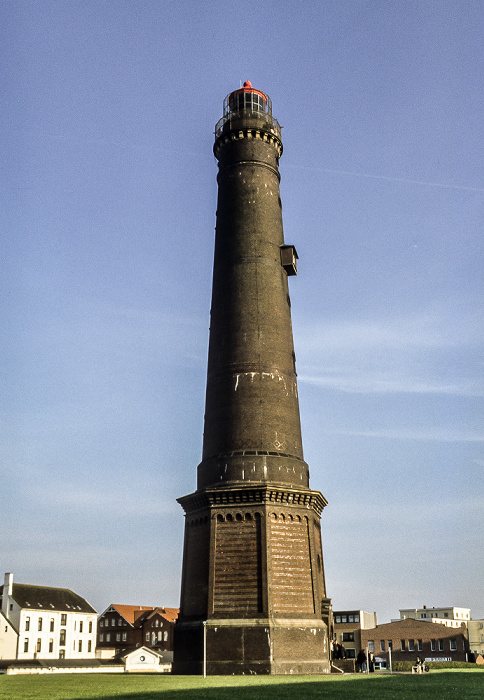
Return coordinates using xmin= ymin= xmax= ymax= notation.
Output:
xmin=332 ymin=610 xmax=377 ymax=660
xmin=399 ymin=606 xmax=471 ymax=629
xmin=361 ymin=618 xmax=469 ymax=666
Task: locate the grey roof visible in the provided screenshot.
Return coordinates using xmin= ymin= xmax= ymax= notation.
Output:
xmin=1 ymin=583 xmax=96 ymax=614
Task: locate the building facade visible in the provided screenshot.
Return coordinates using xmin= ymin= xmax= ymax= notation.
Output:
xmin=0 ymin=573 xmax=97 ymax=660
xmin=174 ymin=82 xmax=330 ymax=675
xmin=467 ymin=620 xmax=484 ymax=659
xmin=332 ymin=610 xmax=377 ymax=660
xmin=360 ymin=618 xmax=469 ymax=666
xmin=97 ymin=604 xmax=178 ymax=655
xmin=399 ymin=606 xmax=471 ymax=629
xmin=0 ymin=611 xmax=18 ymax=660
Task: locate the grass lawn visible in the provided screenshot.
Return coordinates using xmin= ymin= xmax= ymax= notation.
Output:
xmin=0 ymin=670 xmax=483 ymax=700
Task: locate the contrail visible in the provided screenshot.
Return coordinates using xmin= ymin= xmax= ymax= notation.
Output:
xmin=289 ymin=164 xmax=484 ymax=193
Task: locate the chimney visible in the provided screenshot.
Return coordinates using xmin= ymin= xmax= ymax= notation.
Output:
xmin=2 ymin=573 xmax=13 ymax=618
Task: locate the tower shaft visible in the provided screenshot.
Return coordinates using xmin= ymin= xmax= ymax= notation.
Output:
xmin=173 ymin=83 xmax=330 ymax=675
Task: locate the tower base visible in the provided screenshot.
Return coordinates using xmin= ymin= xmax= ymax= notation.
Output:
xmin=173 ymin=618 xmax=331 ymax=675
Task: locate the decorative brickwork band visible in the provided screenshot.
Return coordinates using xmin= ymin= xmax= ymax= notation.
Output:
xmin=174 ymin=82 xmax=330 ymax=675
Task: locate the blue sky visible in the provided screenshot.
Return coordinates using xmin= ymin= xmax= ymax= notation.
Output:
xmin=2 ymin=0 xmax=482 ymax=623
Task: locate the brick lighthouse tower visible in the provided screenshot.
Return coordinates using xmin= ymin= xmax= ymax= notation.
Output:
xmin=173 ymin=82 xmax=331 ymax=675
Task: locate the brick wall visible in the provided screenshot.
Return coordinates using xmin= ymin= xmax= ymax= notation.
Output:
xmin=360 ymin=618 xmax=469 ymax=663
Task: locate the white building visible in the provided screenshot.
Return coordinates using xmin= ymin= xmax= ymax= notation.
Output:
xmin=399 ymin=606 xmax=471 ymax=629
xmin=0 ymin=610 xmax=18 ymax=660
xmin=0 ymin=573 xmax=97 ymax=660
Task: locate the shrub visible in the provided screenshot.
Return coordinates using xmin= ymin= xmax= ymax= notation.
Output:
xmin=391 ymin=660 xmax=483 ymax=671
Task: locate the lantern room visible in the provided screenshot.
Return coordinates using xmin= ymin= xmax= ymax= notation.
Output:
xmin=226 ymin=81 xmax=270 ymax=118
xmin=215 ymin=81 xmax=281 ymax=139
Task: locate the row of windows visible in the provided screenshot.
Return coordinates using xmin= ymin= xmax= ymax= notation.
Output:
xmin=334 ymin=614 xmax=360 ymax=624
xmin=228 ymin=92 xmax=267 ymax=115
xmin=25 ymin=616 xmax=54 ymax=632
xmin=368 ymin=639 xmax=459 ymax=652
xmin=146 ymin=631 xmax=168 ymax=642
xmin=23 ymin=638 xmax=92 ymax=653
xmin=25 ymin=615 xmax=92 ymax=632
xmin=99 ymin=630 xmax=169 ymax=643
xmin=419 ymin=611 xmax=469 ymax=620
xmin=99 ymin=616 xmax=165 ymax=629
xmin=99 ymin=632 xmax=127 ymax=642
xmin=100 ymin=617 xmax=128 ymax=627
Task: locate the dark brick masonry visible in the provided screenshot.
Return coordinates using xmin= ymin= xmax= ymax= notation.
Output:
xmin=173 ymin=84 xmax=330 ymax=675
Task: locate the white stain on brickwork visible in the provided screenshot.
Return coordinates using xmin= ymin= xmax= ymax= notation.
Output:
xmin=234 ymin=371 xmax=295 ymax=397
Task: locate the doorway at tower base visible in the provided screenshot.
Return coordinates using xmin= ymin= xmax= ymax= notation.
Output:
xmin=173 ymin=618 xmax=331 ymax=675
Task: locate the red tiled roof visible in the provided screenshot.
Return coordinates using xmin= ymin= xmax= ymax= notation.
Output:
xmin=161 ymin=607 xmax=179 ymax=623
xmin=110 ymin=604 xmax=155 ymax=625
xmin=107 ymin=604 xmax=179 ymax=626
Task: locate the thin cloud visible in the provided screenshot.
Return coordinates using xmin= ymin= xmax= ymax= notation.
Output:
xmin=299 ymin=372 xmax=483 ymax=397
xmin=37 ymin=485 xmax=178 ymax=517
xmin=297 ymin=306 xmax=482 ymax=353
xmin=295 ymin=306 xmax=483 ymax=396
xmin=331 ymin=494 xmax=483 ymax=522
xmin=289 ymin=164 xmax=484 ymax=193
xmin=330 ymin=427 xmax=484 ymax=443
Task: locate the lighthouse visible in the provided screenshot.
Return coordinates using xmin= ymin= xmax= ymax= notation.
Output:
xmin=173 ymin=82 xmax=331 ymax=675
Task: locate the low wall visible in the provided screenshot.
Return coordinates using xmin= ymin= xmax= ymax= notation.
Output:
xmin=4 ymin=664 xmax=123 ymax=675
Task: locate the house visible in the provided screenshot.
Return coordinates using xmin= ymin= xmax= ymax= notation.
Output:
xmin=121 ymin=646 xmax=173 ymax=673
xmin=399 ymin=605 xmax=471 ymax=629
xmin=360 ymin=618 xmax=469 ymax=667
xmin=332 ymin=610 xmax=377 ymax=661
xmin=0 ymin=610 xmax=18 ymax=660
xmin=0 ymin=573 xmax=97 ymax=660
xmin=97 ymin=604 xmax=178 ymax=656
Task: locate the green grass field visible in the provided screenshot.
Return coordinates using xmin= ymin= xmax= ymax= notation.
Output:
xmin=1 ymin=670 xmax=483 ymax=700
